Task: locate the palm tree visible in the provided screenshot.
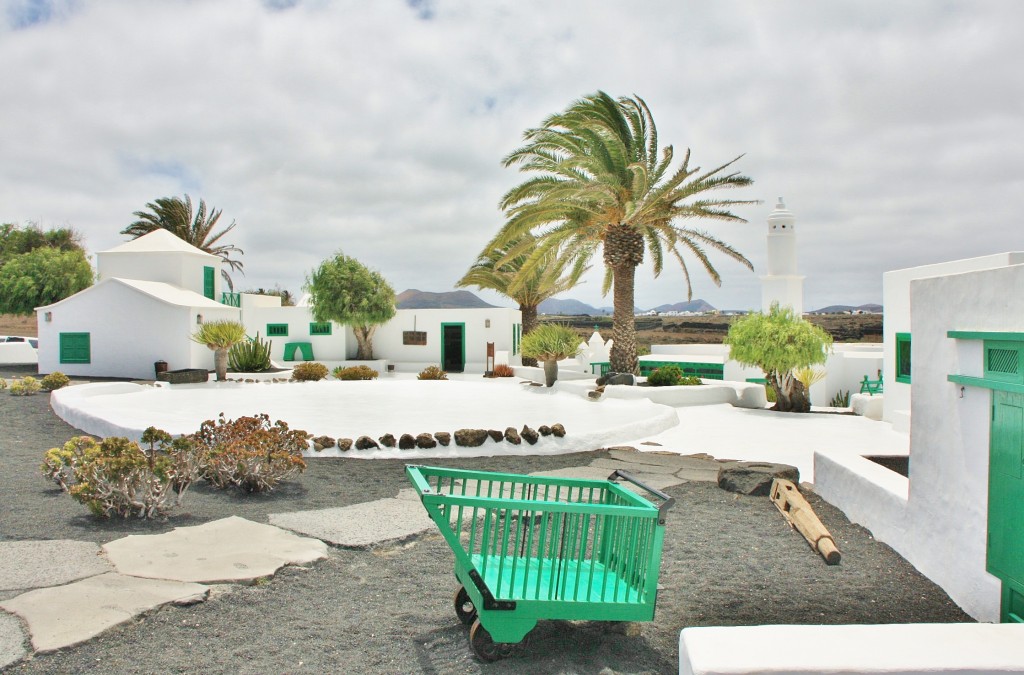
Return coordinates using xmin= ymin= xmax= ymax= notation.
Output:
xmin=456 ymin=234 xmax=587 ymax=367
xmin=495 ymin=91 xmax=756 ymax=374
xmin=122 ymin=195 xmax=244 ymax=291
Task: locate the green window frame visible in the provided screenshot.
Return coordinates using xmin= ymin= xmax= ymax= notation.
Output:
xmin=309 ymin=322 xmax=332 ymax=336
xmin=59 ymin=332 xmax=91 ymax=364
xmin=267 ymin=323 xmax=289 ymax=337
xmin=895 ymin=333 xmax=912 ymax=384
xmin=203 ymin=266 xmax=215 ymax=300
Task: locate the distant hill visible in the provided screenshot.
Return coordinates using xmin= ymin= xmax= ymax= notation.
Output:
xmin=651 ymin=299 xmax=717 ymax=314
xmin=808 ymin=303 xmax=883 ymax=314
xmin=396 ymin=289 xmax=497 ymax=309
xmin=538 ymin=298 xmax=610 ymax=315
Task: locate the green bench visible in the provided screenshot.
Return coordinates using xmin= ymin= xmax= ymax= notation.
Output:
xmin=859 ymin=370 xmax=883 ymax=395
xmin=283 ymin=342 xmax=314 ymax=362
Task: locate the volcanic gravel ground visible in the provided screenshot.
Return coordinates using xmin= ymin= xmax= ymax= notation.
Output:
xmin=0 ymin=372 xmax=971 ymax=674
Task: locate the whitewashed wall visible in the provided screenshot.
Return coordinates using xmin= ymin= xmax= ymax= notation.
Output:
xmin=239 ymin=295 xmax=348 ymax=363
xmin=97 ymin=251 xmax=221 ymax=299
xmin=37 ymin=281 xmax=239 ymax=379
xmin=358 ymin=308 xmax=522 ymax=372
xmin=882 ymin=252 xmax=1024 ymax=424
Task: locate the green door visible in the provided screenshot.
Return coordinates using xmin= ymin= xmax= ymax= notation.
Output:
xmin=441 ymin=323 xmax=465 ymax=373
xmin=988 ymin=390 xmax=1024 ymax=622
xmin=203 ymin=266 xmax=215 ymax=299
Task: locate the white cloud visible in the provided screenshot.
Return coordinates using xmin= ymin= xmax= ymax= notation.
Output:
xmin=1 ymin=0 xmax=1021 ymax=312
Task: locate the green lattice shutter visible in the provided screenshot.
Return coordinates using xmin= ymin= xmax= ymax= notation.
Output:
xmin=59 ymin=333 xmax=90 ymax=364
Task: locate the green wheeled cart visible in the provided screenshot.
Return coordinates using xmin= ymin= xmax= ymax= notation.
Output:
xmin=405 ymin=464 xmax=675 ymax=661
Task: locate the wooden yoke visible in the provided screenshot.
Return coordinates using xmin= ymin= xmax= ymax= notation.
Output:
xmin=770 ymin=478 xmax=841 ymax=565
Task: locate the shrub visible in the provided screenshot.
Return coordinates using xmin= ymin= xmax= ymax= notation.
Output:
xmin=679 ymin=375 xmax=702 ymax=386
xmin=492 ymin=363 xmax=515 ymax=377
xmin=647 ymin=365 xmax=683 ymax=387
xmin=765 ymin=384 xmax=777 ymax=403
xmin=333 ymin=365 xmax=378 ymax=380
xmin=0 ymin=377 xmax=6 ymax=390
xmin=41 ymin=428 xmax=201 ymax=518
xmin=292 ymin=362 xmax=328 ymax=381
xmin=41 ymin=371 xmax=70 ymax=391
xmin=9 ymin=376 xmax=41 ymax=396
xmin=830 ymin=389 xmax=851 ymax=407
xmin=190 ymin=413 xmax=309 ymax=492
xmin=228 ymin=333 xmax=272 ymax=372
xmin=417 ymin=365 xmax=448 ymax=380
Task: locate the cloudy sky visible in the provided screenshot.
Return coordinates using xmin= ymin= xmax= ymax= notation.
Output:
xmin=2 ymin=0 xmax=1021 ymax=311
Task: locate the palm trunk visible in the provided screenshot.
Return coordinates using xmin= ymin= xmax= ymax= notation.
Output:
xmin=521 ymin=303 xmax=539 ymax=368
xmin=214 ymin=348 xmax=228 ymax=381
xmin=355 ymin=325 xmax=376 ymax=360
xmin=609 ymin=264 xmax=639 ymax=374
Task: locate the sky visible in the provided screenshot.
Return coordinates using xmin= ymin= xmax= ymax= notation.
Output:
xmin=1 ymin=0 xmax=1022 ymax=312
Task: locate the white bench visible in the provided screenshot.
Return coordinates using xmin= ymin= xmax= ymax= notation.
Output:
xmin=679 ymin=623 xmax=1024 ymax=675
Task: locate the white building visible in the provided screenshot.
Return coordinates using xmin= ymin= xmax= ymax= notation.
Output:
xmin=817 ymin=253 xmax=1024 ymax=623
xmin=36 ymin=230 xmax=522 ymax=378
xmin=37 ymin=232 xmax=240 ymax=379
xmin=760 ymin=198 xmax=804 ymax=316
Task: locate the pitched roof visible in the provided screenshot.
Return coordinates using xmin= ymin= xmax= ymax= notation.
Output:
xmin=114 ymin=278 xmax=229 ymax=308
xmin=101 ymin=229 xmax=217 ymax=259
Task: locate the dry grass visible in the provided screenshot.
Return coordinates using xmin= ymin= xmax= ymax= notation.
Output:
xmin=0 ymin=314 xmax=36 ymax=337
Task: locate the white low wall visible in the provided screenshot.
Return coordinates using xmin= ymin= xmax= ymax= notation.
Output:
xmin=679 ymin=623 xmax=1024 ymax=675
xmin=0 ymin=342 xmax=38 ymax=365
xmin=813 ymin=449 xmax=910 ymax=553
xmin=601 ymin=381 xmax=767 ymax=409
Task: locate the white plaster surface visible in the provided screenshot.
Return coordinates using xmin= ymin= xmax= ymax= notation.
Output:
xmin=0 ymin=540 xmax=113 ymax=591
xmin=0 ymin=573 xmax=208 ymax=653
xmin=50 ymin=378 xmax=681 ymax=456
xmin=678 ymin=623 xmax=1024 ymax=675
xmin=0 ymin=342 xmax=37 ymax=365
xmin=0 ymin=611 xmax=27 ymax=670
xmin=851 ymin=392 xmax=884 ymax=420
xmin=102 ymin=516 xmax=328 ymax=583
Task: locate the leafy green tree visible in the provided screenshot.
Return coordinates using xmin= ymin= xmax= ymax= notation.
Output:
xmin=304 ymin=252 xmax=396 ymax=360
xmin=122 ymin=195 xmax=244 ymax=291
xmin=0 ymin=247 xmax=93 ymax=315
xmin=457 ymin=233 xmax=587 ymax=367
xmin=495 ymin=91 xmax=756 ymax=374
xmin=191 ymin=320 xmax=247 ymax=381
xmin=520 ymin=323 xmax=582 ymax=387
xmin=724 ymin=303 xmax=833 ymax=412
xmin=1 ymin=223 xmax=84 ymax=266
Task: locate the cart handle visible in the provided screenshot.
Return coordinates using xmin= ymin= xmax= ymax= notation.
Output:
xmin=608 ymin=470 xmax=675 ymax=524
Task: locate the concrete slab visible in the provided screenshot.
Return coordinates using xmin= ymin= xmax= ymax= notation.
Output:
xmin=0 ymin=573 xmax=208 ymax=653
xmin=0 ymin=540 xmax=113 ymax=591
xmin=0 ymin=611 xmax=27 ymax=670
xmin=269 ymin=498 xmax=438 ymax=549
xmin=529 ymin=466 xmax=684 ymax=494
xmin=103 ymin=516 xmax=328 ymax=583
xmin=589 ymin=457 xmax=680 ymax=476
xmin=609 ymin=447 xmax=721 ymax=471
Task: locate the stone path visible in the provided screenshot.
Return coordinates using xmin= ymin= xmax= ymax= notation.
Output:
xmin=0 ymin=448 xmax=725 ymax=667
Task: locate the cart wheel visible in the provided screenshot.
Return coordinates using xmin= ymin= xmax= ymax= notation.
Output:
xmin=453 ymin=586 xmax=477 ymax=626
xmin=469 ymin=620 xmax=516 ymax=662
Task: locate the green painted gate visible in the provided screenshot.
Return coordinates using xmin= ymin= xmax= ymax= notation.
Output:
xmin=988 ymin=390 xmax=1024 ymax=623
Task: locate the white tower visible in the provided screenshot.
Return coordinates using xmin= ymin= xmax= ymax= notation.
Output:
xmin=760 ymin=197 xmax=805 ymax=315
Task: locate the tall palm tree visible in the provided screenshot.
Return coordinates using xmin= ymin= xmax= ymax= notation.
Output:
xmin=122 ymin=195 xmax=244 ymax=291
xmin=457 ymin=234 xmax=588 ymax=367
xmin=495 ymin=92 xmax=757 ymax=374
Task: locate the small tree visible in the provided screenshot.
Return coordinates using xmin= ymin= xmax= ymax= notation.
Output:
xmin=191 ymin=320 xmax=247 ymax=381
xmin=304 ymin=252 xmax=396 ymax=360
xmin=520 ymin=323 xmax=582 ymax=387
xmin=0 ymin=247 xmax=93 ymax=315
xmin=725 ymin=303 xmax=832 ymax=412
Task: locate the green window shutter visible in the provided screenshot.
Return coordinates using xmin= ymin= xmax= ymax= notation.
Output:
xmin=895 ymin=333 xmax=912 ymax=384
xmin=203 ymin=266 xmax=215 ymax=300
xmin=309 ymin=322 xmax=332 ymax=336
xmin=267 ymin=324 xmax=289 ymax=337
xmin=985 ymin=341 xmax=1024 ymax=385
xmin=59 ymin=332 xmax=90 ymax=364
